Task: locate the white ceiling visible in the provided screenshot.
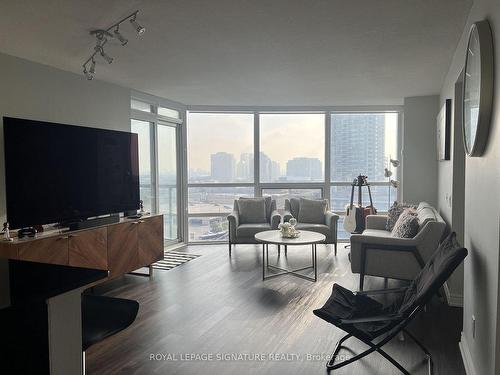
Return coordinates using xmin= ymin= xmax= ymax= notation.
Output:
xmin=0 ymin=0 xmax=471 ymax=106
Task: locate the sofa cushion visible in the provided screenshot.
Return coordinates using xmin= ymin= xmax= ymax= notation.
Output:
xmin=298 ymin=198 xmax=327 ymax=224
xmin=391 ymin=209 xmax=419 ymax=238
xmin=240 ymin=196 xmax=272 ymax=220
xmin=236 ymin=223 xmax=271 ymax=238
xmin=237 ymin=198 xmax=267 ymax=224
xmin=386 ymin=202 xmax=417 ymax=231
xmin=296 ymin=223 xmax=330 ymax=237
xmin=289 ymin=198 xmax=301 ymax=218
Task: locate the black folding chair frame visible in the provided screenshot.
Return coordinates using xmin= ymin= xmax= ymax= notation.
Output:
xmin=325 ymin=292 xmax=433 ymax=375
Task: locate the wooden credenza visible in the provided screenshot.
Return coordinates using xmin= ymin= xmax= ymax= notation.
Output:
xmin=0 ymin=215 xmax=164 ymax=279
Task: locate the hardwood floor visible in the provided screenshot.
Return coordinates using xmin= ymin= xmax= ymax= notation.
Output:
xmin=86 ymin=243 xmax=465 ymax=375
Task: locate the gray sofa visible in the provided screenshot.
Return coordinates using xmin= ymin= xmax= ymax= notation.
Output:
xmin=283 ymin=197 xmax=339 ymax=255
xmin=350 ymin=201 xmax=446 ymax=290
xmin=227 ymin=197 xmax=281 ymax=255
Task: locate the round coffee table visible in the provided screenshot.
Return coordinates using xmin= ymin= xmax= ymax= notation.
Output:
xmin=255 ymin=230 xmax=326 ymax=282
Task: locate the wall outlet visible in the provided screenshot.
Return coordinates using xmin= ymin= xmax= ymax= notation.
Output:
xmin=445 ymin=193 xmax=452 ymax=208
xmin=472 ymin=315 xmax=476 ymax=339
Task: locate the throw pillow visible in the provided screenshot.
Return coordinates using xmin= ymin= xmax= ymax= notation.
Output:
xmin=391 ymin=209 xmax=419 ymax=238
xmin=239 ymin=196 xmax=272 ymax=220
xmin=386 ymin=202 xmax=417 ymax=231
xmin=298 ymin=198 xmax=327 ymax=224
xmin=237 ymin=198 xmax=267 ymax=224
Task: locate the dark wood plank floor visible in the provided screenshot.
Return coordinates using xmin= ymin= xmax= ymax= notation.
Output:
xmin=87 ymin=243 xmax=465 ymax=375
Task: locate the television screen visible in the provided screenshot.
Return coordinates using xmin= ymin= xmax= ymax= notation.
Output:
xmin=3 ymin=117 xmax=139 ymax=229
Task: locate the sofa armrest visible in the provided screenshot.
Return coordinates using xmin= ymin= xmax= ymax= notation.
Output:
xmin=227 ymin=211 xmax=239 ymax=241
xmin=325 ymin=211 xmax=339 ymax=243
xmin=325 ymin=211 xmax=339 ymax=226
xmin=350 ymin=233 xmax=418 ymax=247
xmin=270 ymin=210 xmax=281 ymax=229
xmin=365 ymin=215 xmax=388 ymax=230
xmin=283 ymin=210 xmax=293 ymax=222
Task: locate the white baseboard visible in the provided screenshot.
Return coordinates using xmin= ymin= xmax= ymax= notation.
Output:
xmin=459 ymin=332 xmax=477 ymax=375
xmin=444 ymin=281 xmax=463 ymax=307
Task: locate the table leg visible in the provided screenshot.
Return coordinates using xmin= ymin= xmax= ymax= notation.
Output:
xmin=314 ymin=244 xmax=317 ymax=281
xmin=266 ymin=244 xmax=269 ymax=266
xmin=262 ymin=244 xmax=265 ymax=280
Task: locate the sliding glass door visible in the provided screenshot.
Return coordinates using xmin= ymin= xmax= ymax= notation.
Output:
xmin=131 ymin=97 xmax=184 ymax=245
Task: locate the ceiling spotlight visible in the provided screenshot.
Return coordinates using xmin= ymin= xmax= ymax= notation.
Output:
xmin=96 ymin=46 xmax=113 ymax=64
xmin=130 ymin=16 xmax=146 ymax=35
xmin=83 ymin=68 xmax=94 ymax=81
xmin=89 ymin=59 xmax=96 ymax=74
xmin=114 ymin=27 xmax=128 ymax=46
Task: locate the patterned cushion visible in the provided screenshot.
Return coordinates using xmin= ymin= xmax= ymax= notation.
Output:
xmin=386 ymin=202 xmax=417 ymax=231
xmin=391 ymin=209 xmax=419 ymax=238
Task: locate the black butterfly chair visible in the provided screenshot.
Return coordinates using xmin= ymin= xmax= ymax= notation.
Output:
xmin=313 ymin=235 xmax=467 ymax=375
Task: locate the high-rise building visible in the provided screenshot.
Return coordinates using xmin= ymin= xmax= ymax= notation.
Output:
xmin=260 ymin=152 xmax=281 ymax=182
xmin=331 ymin=114 xmax=386 ymax=182
xmin=210 ymin=152 xmax=235 ymax=182
xmin=286 ymin=157 xmax=323 ymax=181
xmin=236 ymin=153 xmax=254 ymax=181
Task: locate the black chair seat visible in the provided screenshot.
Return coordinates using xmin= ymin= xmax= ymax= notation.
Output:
xmin=82 ymin=295 xmax=139 ymax=351
xmin=313 ymin=284 xmax=401 ymax=340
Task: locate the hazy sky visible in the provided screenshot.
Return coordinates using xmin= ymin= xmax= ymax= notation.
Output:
xmin=187 ymin=112 xmax=397 ymax=173
xmin=133 ymin=112 xmax=398 ymax=176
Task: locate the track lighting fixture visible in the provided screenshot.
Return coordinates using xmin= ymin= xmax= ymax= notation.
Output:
xmin=114 ymin=27 xmax=128 ymax=46
xmin=130 ymin=16 xmax=146 ymax=35
xmin=84 ymin=69 xmax=94 ymax=81
xmin=82 ymin=10 xmax=145 ymax=79
xmin=96 ymin=46 xmax=113 ymax=64
xmin=89 ymin=59 xmax=96 ymax=74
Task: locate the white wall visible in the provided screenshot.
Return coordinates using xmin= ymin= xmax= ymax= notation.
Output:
xmin=438 ymin=1 xmax=500 ymax=374
xmin=402 ymin=95 xmax=439 ymax=206
xmin=0 ymin=52 xmax=132 ymax=308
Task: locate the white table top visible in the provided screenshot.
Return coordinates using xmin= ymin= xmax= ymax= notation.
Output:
xmin=254 ymin=230 xmax=326 ymax=245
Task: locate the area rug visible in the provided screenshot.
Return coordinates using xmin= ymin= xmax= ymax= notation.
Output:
xmin=151 ymin=250 xmax=201 ymax=271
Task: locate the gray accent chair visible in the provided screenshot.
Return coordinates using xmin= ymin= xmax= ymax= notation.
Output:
xmin=283 ymin=198 xmax=339 ymax=255
xmin=227 ymin=197 xmax=281 ymax=255
xmin=350 ymin=201 xmax=446 ymax=290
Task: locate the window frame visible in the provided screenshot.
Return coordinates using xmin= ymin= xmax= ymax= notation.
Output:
xmin=130 ymin=92 xmax=187 ymax=247
xmin=185 ymin=107 xmax=402 ymax=244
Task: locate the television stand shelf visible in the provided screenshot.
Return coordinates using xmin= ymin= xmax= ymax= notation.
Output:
xmin=0 ymin=214 xmax=164 ymax=281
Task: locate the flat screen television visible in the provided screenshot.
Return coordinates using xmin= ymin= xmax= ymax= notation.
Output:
xmin=3 ymin=117 xmax=140 ymax=229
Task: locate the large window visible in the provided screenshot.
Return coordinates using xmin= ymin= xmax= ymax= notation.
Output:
xmin=187 ymin=113 xmax=254 ymax=241
xmin=330 ymin=112 xmax=398 ymax=213
xmin=188 ymin=113 xmax=254 ymax=183
xmin=260 ymin=113 xmax=325 ymax=182
xmin=185 ymin=110 xmax=400 ymax=243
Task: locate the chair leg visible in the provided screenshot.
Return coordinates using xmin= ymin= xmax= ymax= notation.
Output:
xmin=403 ymin=329 xmax=433 ymax=375
xmin=228 ymin=242 xmax=232 ymax=256
xmin=334 ymin=242 xmax=337 ymax=256
xmin=326 ymin=334 xmax=377 ymax=370
xmin=374 ymin=347 xmax=411 ymax=375
xmin=285 ymin=245 xmax=287 ymax=256
xmin=359 ymin=274 xmax=365 ymax=291
xmin=326 ymin=333 xmax=413 ymax=375
xmin=278 ymin=245 xmax=281 ymax=256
